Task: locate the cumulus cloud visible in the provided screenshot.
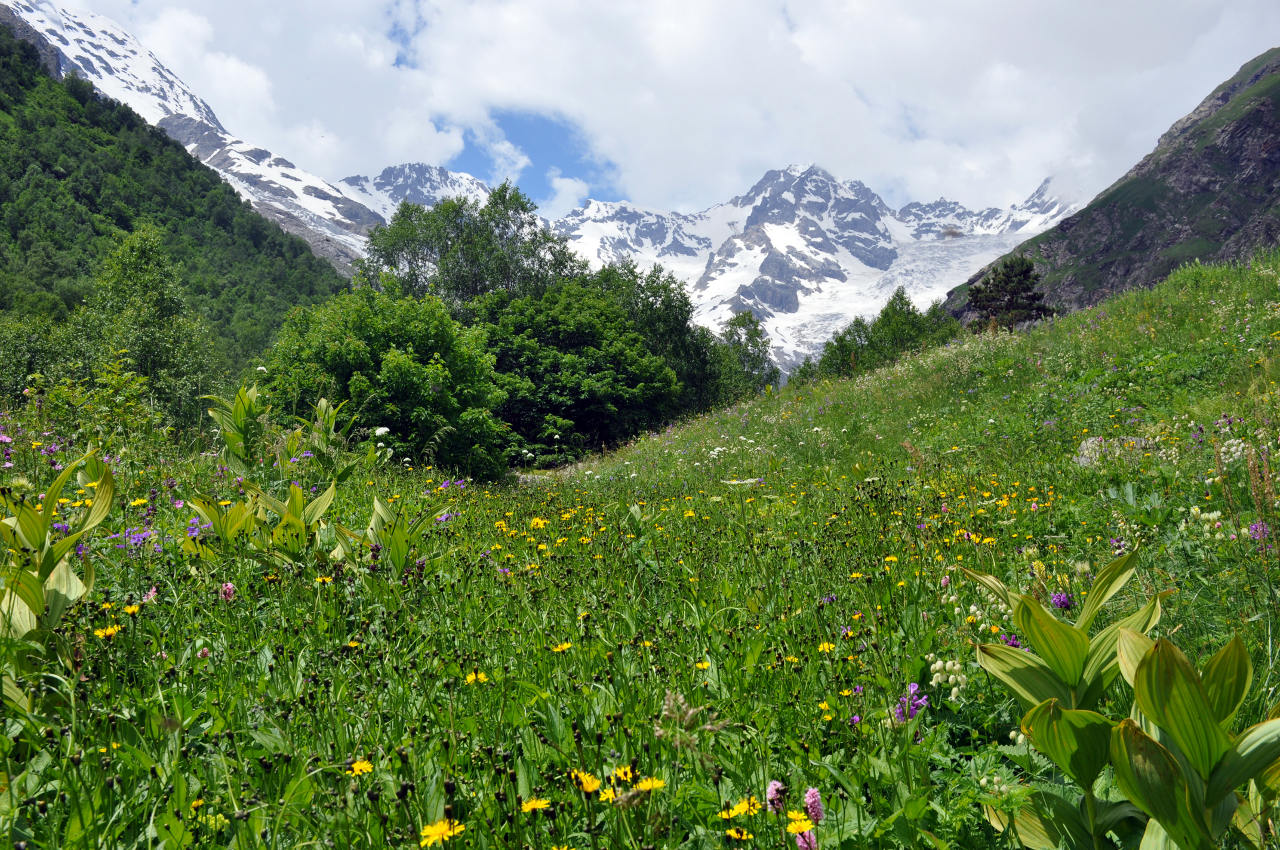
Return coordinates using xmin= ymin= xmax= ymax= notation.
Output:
xmin=61 ymin=0 xmax=1280 ymax=212
xmin=539 ymin=168 xmax=590 ymax=220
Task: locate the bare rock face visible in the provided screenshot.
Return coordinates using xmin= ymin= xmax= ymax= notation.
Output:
xmin=948 ymin=48 xmax=1280 ymax=320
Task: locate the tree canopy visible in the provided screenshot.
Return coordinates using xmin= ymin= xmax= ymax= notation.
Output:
xmin=968 ymin=256 xmax=1052 ymax=328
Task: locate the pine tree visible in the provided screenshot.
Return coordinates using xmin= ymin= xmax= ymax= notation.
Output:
xmin=968 ymin=256 xmax=1052 ymax=328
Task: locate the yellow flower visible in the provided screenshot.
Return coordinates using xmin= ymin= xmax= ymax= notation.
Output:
xmin=611 ymin=765 xmax=633 ymax=784
xmin=551 ymin=641 xmax=572 ymax=653
xmin=94 ymin=624 xmax=122 ymax=639
xmin=726 ymin=827 xmax=753 ymax=840
xmin=521 ymin=797 xmax=551 ymax=813
xmin=818 ymin=642 xmax=834 ymax=653
xmin=190 ymin=798 xmax=205 ymax=811
xmin=599 ymin=788 xmax=616 ymax=803
xmin=884 ymin=555 xmax=898 ymax=563
xmin=419 ymin=817 xmax=464 ymax=847
xmin=346 ymin=759 xmax=373 ymax=776
xmin=530 ymin=517 xmax=549 ymax=529
xmin=465 ymin=671 xmax=488 ymax=684
xmin=695 ymin=660 xmax=710 ymax=670
xmin=315 ymin=576 xmax=333 ymax=584
xmin=787 ymin=816 xmax=816 ymax=834
xmin=718 ymin=796 xmax=760 ymax=819
xmin=633 ymin=777 xmax=665 ymax=792
xmin=217 ymin=500 xmax=232 ymax=506
xmin=570 ymin=769 xmax=601 ymax=793
xmin=123 ymin=604 xmax=140 ymax=615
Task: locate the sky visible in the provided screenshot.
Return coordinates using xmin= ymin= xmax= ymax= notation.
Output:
xmin=55 ymin=0 xmax=1280 ymax=219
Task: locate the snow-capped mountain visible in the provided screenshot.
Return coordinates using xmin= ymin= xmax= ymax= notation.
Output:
xmin=555 ymin=166 xmax=1076 ymax=369
xmin=2 ymin=0 xmax=1079 ymax=369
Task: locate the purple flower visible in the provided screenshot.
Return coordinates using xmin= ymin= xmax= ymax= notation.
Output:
xmin=1050 ymin=592 xmax=1074 ymax=611
xmin=220 ymin=582 xmax=236 ymax=602
xmin=848 ymin=714 xmax=861 ymax=726
xmin=894 ymin=683 xmax=928 ymax=722
xmin=766 ymin=780 xmax=786 ymax=813
xmin=795 ymin=830 xmax=818 ymax=850
xmin=142 ymin=586 xmax=157 ymax=604
xmin=1250 ymin=521 xmax=1270 ymax=541
xmin=197 ymin=647 xmax=211 ymax=659
xmin=1000 ymin=632 xmax=1024 ymax=649
xmin=804 ymin=787 xmax=824 ymax=823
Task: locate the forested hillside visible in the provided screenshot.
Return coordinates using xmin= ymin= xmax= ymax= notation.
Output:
xmin=0 ymin=21 xmax=345 ymax=366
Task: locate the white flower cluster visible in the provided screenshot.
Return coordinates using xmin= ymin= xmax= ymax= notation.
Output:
xmin=1178 ymin=505 xmax=1225 ymax=539
xmin=1008 ymin=729 xmax=1027 ymax=746
xmin=925 ymin=653 xmax=968 ymax=701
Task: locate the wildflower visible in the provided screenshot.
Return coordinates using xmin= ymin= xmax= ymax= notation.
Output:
xmin=719 ymin=796 xmax=760 ymax=818
xmin=93 ymin=624 xmax=122 ymax=639
xmin=599 ymin=788 xmax=616 ymax=803
xmin=315 ymin=576 xmax=333 ymax=584
xmin=818 ymin=642 xmax=834 ymax=653
xmin=795 ymin=830 xmax=818 ymax=850
xmin=130 ymin=497 xmax=148 ymax=507
xmin=197 ymin=647 xmax=211 ymax=659
xmin=695 ymin=660 xmax=710 ymax=670
xmin=786 ymin=813 xmax=816 ymax=833
xmin=551 ymin=641 xmax=572 ymax=653
xmin=1250 ymin=521 xmax=1270 ymax=541
xmin=123 ymin=604 xmax=140 ymax=616
xmin=726 ymin=827 xmax=753 ymax=840
xmin=893 ymin=683 xmax=928 ymax=722
xmin=419 ymin=817 xmax=464 ymax=846
xmin=465 ymin=671 xmax=488 ymax=684
xmin=804 ymin=787 xmax=824 ymax=823
xmin=611 ymin=765 xmax=633 ymax=784
xmin=570 ymin=769 xmax=601 ymax=793
xmin=190 ymin=798 xmax=205 ymax=811
xmin=346 ymin=759 xmax=373 ymax=776
xmin=521 ymin=797 xmax=551 ymax=813
xmin=766 ymin=780 xmax=787 ymax=813
xmin=1050 ymin=592 xmax=1074 ymax=611
xmin=634 ymin=777 xmax=665 ymax=792
xmin=220 ymin=582 xmax=236 ymax=602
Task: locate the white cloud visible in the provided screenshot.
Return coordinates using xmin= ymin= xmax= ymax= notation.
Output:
xmin=62 ymin=0 xmax=1280 ymax=212
xmin=539 ymin=168 xmax=590 ymax=220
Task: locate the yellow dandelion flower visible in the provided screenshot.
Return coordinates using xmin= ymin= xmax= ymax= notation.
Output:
xmin=315 ymin=576 xmax=333 ymax=584
xmin=695 ymin=660 xmax=710 ymax=670
xmin=346 ymin=759 xmax=373 ymax=776
xmin=611 ymin=765 xmax=633 ymax=784
xmin=633 ymin=777 xmax=665 ymax=792
xmin=465 ymin=671 xmax=488 ymax=684
xmin=123 ymin=604 xmax=140 ymax=615
xmin=551 ymin=641 xmax=572 ymax=653
xmin=726 ymin=827 xmax=753 ymax=840
xmin=599 ymin=788 xmax=616 ymax=803
xmin=93 ymin=624 xmax=122 ymax=639
xmin=521 ymin=797 xmax=551 ymax=813
xmin=419 ymin=817 xmax=464 ymax=847
xmin=818 ymin=642 xmax=834 ymax=653
xmin=570 ymin=769 xmax=601 ymax=794
xmin=787 ymin=816 xmax=816 ymax=834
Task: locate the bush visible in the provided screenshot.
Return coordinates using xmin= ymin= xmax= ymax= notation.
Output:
xmin=263 ymin=283 xmax=509 ymax=479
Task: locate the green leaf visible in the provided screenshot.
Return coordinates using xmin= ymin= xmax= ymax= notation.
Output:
xmin=1111 ymin=719 xmax=1213 ymax=850
xmin=961 ymin=567 xmax=1018 ymax=611
xmin=1081 ymin=592 xmax=1165 ymax=701
xmin=0 ymin=589 xmax=37 ymax=640
xmin=1206 ymin=717 xmax=1280 ymax=804
xmin=2 ymin=673 xmax=29 ymax=713
xmin=1134 ymin=640 xmax=1232 ymax=780
xmin=41 ymin=558 xmax=86 ymax=629
xmin=1201 ymin=635 xmax=1252 ymax=728
xmin=1014 ymin=596 xmax=1090 ymax=688
xmin=1118 ymin=628 xmax=1156 ymax=689
xmin=976 ymin=643 xmax=1072 ymax=710
xmin=7 ymin=569 xmax=44 ymax=622
xmin=301 ymin=480 xmax=337 ymax=528
xmin=1020 ymin=698 xmax=1114 ymax=789
xmin=1076 ymin=549 xmax=1138 ymax=632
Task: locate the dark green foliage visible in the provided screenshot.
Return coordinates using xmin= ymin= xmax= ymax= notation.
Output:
xmin=720 ymin=311 xmax=781 ymax=396
xmin=362 ymin=182 xmax=585 ymax=308
xmin=968 ymin=257 xmax=1052 ymax=328
xmin=0 ymin=21 xmax=344 ymax=378
xmin=361 ymin=187 xmax=757 ymax=466
xmin=263 ymin=284 xmax=509 ymax=479
xmin=792 ymin=288 xmax=960 ymax=383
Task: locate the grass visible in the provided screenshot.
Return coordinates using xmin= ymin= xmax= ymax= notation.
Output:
xmin=3 ymin=249 xmax=1280 ymax=848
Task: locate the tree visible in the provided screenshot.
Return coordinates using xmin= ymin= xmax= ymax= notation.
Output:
xmin=968 ymin=256 xmax=1052 ymax=328
xmin=264 ymin=284 xmax=509 ymax=479
xmin=361 ymin=182 xmax=585 ymax=309
xmin=720 ymin=311 xmax=780 ymax=397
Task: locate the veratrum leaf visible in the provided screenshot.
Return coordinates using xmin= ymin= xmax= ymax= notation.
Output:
xmin=976 ymin=643 xmax=1072 ymax=710
xmin=1081 ymin=592 xmax=1164 ymax=701
xmin=1076 ymin=549 xmax=1138 ymax=632
xmin=1111 ymin=719 xmax=1212 ymax=850
xmin=1206 ymin=717 xmax=1280 ymax=805
xmin=961 ymin=567 xmax=1018 ymax=611
xmin=1134 ymin=640 xmax=1232 ymax=781
xmin=1118 ymin=628 xmax=1156 ymax=689
xmin=1020 ymin=698 xmax=1114 ymax=789
xmin=1014 ymin=596 xmax=1090 ymax=689
xmin=1201 ymin=635 xmax=1252 ymax=729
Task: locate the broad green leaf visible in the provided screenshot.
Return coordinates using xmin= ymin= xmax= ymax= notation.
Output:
xmin=1233 ymin=791 xmax=1263 ymax=849
xmin=301 ymin=480 xmax=337 ymax=528
xmin=82 ymin=462 xmax=114 ymax=530
xmin=976 ymin=643 xmax=1072 ymax=710
xmin=1076 ymin=549 xmax=1138 ymax=631
xmin=1020 ymin=698 xmax=1114 ymax=789
xmin=1112 ymin=719 xmax=1213 ymax=850
xmin=8 ymin=569 xmax=44 ymax=621
xmin=1134 ymin=640 xmax=1232 ymax=780
xmin=961 ymin=567 xmax=1018 ymax=611
xmin=1082 ymin=592 xmax=1165 ymax=697
xmin=42 ymin=559 xmax=86 ymax=628
xmin=1118 ymin=628 xmax=1156 ymax=688
xmin=1014 ymin=596 xmax=1090 ymax=688
xmin=1206 ymin=718 xmax=1280 ymax=804
xmin=0 ymin=589 xmax=37 ymax=639
xmin=1201 ymin=635 xmax=1252 ymax=728
xmin=2 ymin=673 xmax=28 ymax=713
xmin=1137 ymin=819 xmax=1178 ymax=850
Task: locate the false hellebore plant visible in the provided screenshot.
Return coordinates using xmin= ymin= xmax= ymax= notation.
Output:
xmin=966 ymin=551 xmax=1280 ymax=849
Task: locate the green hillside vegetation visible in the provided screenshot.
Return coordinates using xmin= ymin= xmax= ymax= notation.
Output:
xmin=0 ymin=22 xmax=345 ymax=371
xmin=5 ymin=248 xmax=1280 ymax=847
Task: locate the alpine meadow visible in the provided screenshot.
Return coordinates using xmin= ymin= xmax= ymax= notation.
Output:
xmin=5 ymin=7 xmax=1280 ymax=850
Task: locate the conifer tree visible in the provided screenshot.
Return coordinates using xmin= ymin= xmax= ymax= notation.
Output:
xmin=968 ymin=256 xmax=1052 ymax=328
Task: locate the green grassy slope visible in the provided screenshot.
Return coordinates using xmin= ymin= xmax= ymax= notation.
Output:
xmin=4 ymin=250 xmax=1280 ymax=846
